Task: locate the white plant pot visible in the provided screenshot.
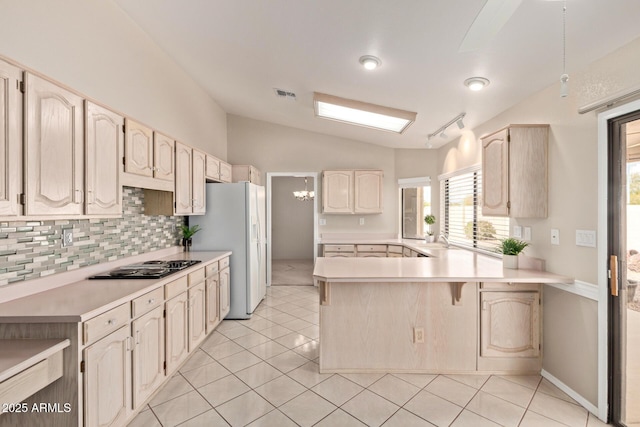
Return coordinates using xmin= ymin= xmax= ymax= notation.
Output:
xmin=503 ymin=254 xmax=519 ymax=269
xmin=425 ymin=235 xmax=435 ymax=243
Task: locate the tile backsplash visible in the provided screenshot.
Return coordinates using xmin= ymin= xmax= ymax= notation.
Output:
xmin=0 ymin=187 xmax=184 ymax=287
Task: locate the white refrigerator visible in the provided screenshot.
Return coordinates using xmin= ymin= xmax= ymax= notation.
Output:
xmin=191 ymin=182 xmax=266 ymax=319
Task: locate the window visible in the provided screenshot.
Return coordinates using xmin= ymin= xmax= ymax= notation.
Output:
xmin=439 ymin=167 xmax=509 ymax=253
xmin=399 ymin=177 xmax=431 ymax=239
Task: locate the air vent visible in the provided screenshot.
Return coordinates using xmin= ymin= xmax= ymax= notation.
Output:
xmin=274 ymin=88 xmax=296 ymax=100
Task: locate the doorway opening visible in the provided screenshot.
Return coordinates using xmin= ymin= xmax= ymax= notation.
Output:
xmin=266 ymin=173 xmax=318 ymax=287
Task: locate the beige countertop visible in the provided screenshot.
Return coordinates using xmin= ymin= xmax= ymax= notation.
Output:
xmin=313 ymin=249 xmax=573 ymax=284
xmin=0 ymin=339 xmax=70 ymax=383
xmin=0 ymin=251 xmax=231 ymax=323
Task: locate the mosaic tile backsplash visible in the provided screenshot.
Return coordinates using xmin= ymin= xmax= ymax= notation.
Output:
xmin=0 ymin=187 xmax=184 ymax=287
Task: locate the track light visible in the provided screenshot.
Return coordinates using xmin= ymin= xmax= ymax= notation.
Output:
xmin=456 ymin=118 xmax=465 ymax=129
xmin=440 ymin=131 xmax=447 ymax=139
xmin=427 ymin=112 xmax=466 ymax=141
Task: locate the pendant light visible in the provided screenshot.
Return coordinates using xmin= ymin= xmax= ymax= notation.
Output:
xmin=560 ymin=0 xmax=569 ymax=98
xmin=293 ymin=177 xmax=314 ymax=201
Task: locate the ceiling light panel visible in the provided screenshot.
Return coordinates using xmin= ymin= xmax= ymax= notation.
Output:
xmin=313 ymin=92 xmax=416 ymax=134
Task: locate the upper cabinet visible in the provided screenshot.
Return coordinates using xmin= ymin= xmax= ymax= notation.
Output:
xmin=232 ymin=165 xmax=262 ymax=185
xmin=0 ymin=59 xmax=22 ymax=216
xmin=124 ymin=119 xmax=153 ymax=177
xmin=482 ymin=125 xmax=549 ymax=218
xmin=153 ymin=132 xmax=175 ymax=182
xmin=24 ymin=73 xmax=84 ymax=216
xmin=85 ymin=102 xmax=123 ymax=216
xmin=322 ymin=170 xmax=383 ymax=214
xmin=219 ymin=161 xmax=232 ymax=183
xmin=192 ymin=150 xmax=206 ymax=215
xmin=174 ymin=141 xmax=193 ymax=215
xmin=205 ymin=155 xmax=221 ymax=181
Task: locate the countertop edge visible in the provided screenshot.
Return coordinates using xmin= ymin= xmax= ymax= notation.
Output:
xmin=0 ymin=338 xmax=70 ymax=382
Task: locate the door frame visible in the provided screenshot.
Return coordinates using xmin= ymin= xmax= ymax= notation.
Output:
xmin=265 ymin=172 xmax=319 ymax=286
xmin=597 ymin=98 xmax=640 ymax=422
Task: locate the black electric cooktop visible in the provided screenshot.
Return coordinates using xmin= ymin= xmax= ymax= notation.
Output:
xmin=88 ymin=260 xmax=202 ymax=280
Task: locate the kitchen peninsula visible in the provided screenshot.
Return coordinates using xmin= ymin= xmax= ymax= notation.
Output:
xmin=313 ymin=248 xmax=573 ymax=375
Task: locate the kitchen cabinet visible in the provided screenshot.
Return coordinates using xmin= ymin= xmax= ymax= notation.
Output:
xmin=192 ymin=149 xmax=206 ymax=214
xmin=85 ymin=102 xmax=123 ymax=216
xmin=205 ymin=155 xmax=221 ymax=181
xmin=84 ymin=325 xmax=132 ymax=427
xmin=124 ymin=119 xmax=153 ymax=177
xmin=188 ymin=282 xmax=206 ymax=351
xmin=153 ymin=132 xmax=175 ymax=182
xmin=173 ymin=143 xmax=206 ymax=215
xmin=219 ymin=161 xmax=232 ymax=183
xmin=219 ymin=265 xmax=231 ymax=319
xmin=131 ymin=306 xmax=165 ymax=408
xmin=481 ymin=125 xmax=549 ymax=218
xmin=356 ymin=244 xmax=387 ymax=257
xmin=24 ymin=72 xmax=84 ymax=216
xmin=232 ymin=164 xmax=262 ymax=185
xmin=322 ymin=170 xmax=383 ymax=214
xmin=323 ymin=244 xmax=355 ymax=257
xmin=0 ymin=59 xmax=22 ymax=216
xmin=205 ymin=262 xmax=221 ymax=333
xmin=165 ymin=292 xmax=189 ymax=375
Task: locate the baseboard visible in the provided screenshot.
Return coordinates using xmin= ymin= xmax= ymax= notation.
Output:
xmin=541 ymin=369 xmax=602 ymax=420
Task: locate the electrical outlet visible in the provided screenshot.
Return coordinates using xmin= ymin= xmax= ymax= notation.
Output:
xmin=524 ymin=227 xmax=532 ymax=241
xmin=62 ymin=229 xmax=73 ymax=247
xmin=413 ymin=327 xmax=425 ymax=343
xmin=359 ymin=218 xmax=365 ymax=226
xmin=551 ymin=228 xmax=560 ymax=245
xmin=512 ymin=226 xmax=522 ymax=238
xmin=319 ymin=218 xmax=326 ymax=226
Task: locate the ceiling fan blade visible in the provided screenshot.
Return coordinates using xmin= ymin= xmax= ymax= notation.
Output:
xmin=459 ymin=0 xmax=523 ymax=52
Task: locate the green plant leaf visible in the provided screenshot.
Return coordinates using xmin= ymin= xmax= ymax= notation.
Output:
xmin=496 ymin=237 xmax=529 ymax=255
xmin=180 ymin=224 xmax=202 ymax=239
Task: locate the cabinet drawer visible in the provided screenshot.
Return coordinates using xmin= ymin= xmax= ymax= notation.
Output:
xmin=219 ymin=257 xmax=230 ymax=270
xmin=188 ymin=268 xmax=205 ymax=286
xmin=403 ymin=248 xmax=412 ymax=257
xmin=480 ymin=282 xmax=541 ymax=292
xmin=206 ymin=261 xmax=219 ymax=276
xmin=388 ymin=253 xmax=403 ymax=258
xmin=356 ymin=244 xmax=387 ymax=252
xmin=324 ymin=252 xmax=355 ymax=258
xmin=356 ymin=252 xmax=386 ymax=257
xmin=388 ymin=245 xmax=403 ymax=254
xmin=83 ymin=303 xmax=130 ymax=345
xmin=131 ymin=287 xmax=164 ymax=318
xmin=324 ymin=244 xmax=355 ymax=253
xmin=165 ymin=275 xmax=188 ymax=299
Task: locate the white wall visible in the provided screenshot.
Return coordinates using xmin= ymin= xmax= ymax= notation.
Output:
xmin=272 ymin=176 xmax=314 ymax=259
xmin=0 ymin=0 xmax=227 ymax=158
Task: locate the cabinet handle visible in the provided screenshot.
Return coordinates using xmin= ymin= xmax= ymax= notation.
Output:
xmin=125 ymin=336 xmax=133 ymax=351
xmin=106 ymin=318 xmax=117 ymax=326
xmin=482 ymin=301 xmax=488 ymax=311
xmin=74 ymin=190 xmax=83 ymax=204
xmin=148 ymin=298 xmax=155 ymax=305
xmin=86 ymin=190 xmax=93 ymax=204
xmin=135 ymin=331 xmax=140 ymax=345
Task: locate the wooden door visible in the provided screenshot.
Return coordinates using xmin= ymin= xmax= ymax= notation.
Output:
xmin=322 ymin=170 xmax=353 ymax=213
xmin=206 ymin=155 xmax=220 ymax=181
xmin=124 ymin=119 xmax=153 ymax=177
xmin=480 ymin=291 xmax=540 ymax=358
xmin=219 ymin=267 xmax=230 ymax=319
xmin=188 ymin=282 xmax=206 ymax=351
xmin=24 ymin=73 xmax=84 ymax=215
xmin=354 ymin=170 xmax=383 ymax=213
xmin=84 ymin=326 xmax=131 ymax=427
xmin=192 ymin=149 xmax=206 ymax=214
xmin=206 ymin=274 xmax=220 ymax=333
xmin=132 ymin=306 xmax=165 ymax=408
xmin=174 ymin=142 xmax=193 ymax=214
xmin=165 ymin=292 xmax=189 ymax=375
xmin=0 ymin=60 xmax=21 ymax=216
xmin=85 ymin=102 xmax=122 ymax=216
xmin=153 ymin=132 xmax=175 ymax=182
xmin=481 ymin=128 xmax=509 ymax=216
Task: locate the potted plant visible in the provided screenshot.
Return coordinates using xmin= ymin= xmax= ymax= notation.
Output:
xmin=180 ymin=224 xmax=201 ymax=252
xmin=497 ymin=237 xmax=529 ymax=269
xmin=424 ymin=214 xmax=436 ymax=243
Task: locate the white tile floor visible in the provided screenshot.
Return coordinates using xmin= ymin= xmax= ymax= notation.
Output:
xmin=128 ymin=285 xmax=610 ymax=427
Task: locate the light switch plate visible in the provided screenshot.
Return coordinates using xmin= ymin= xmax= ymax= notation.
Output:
xmin=319 ymin=218 xmax=326 ymax=226
xmin=359 ymin=218 xmax=365 ymax=225
xmin=551 ymin=228 xmax=560 ymax=245
xmin=512 ymin=226 xmax=522 ymax=238
xmin=524 ymin=227 xmax=532 ymax=241
xmin=62 ymin=229 xmax=73 ymax=247
xmin=576 ymin=229 xmax=596 ymax=247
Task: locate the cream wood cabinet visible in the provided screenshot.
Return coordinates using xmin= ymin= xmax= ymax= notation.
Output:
xmin=481 ymin=125 xmax=549 ymax=218
xmin=24 ymin=73 xmax=84 ymax=216
xmin=192 ymin=149 xmax=206 ymax=215
xmin=0 ymin=59 xmax=22 ymax=216
xmin=153 ymin=132 xmax=175 ymax=182
xmin=165 ymin=291 xmax=189 ymax=375
xmin=131 ymin=306 xmax=165 ymax=408
xmin=205 ymin=155 xmax=221 ymax=181
xmin=322 ymin=170 xmax=383 ymax=214
xmin=84 ymin=325 xmax=132 ymax=427
xmin=232 ymin=164 xmax=262 ymax=185
xmin=124 ymin=119 xmax=153 ymax=177
xmin=323 ymin=244 xmax=355 ymax=257
xmin=205 ymin=264 xmax=221 ymax=333
xmin=188 ymin=282 xmax=206 ymax=351
xmin=219 ymin=161 xmax=232 ymax=183
xmin=174 ymin=141 xmax=193 ymax=215
xmin=85 ymin=102 xmax=123 ymax=216
xmin=219 ymin=266 xmax=231 ymax=320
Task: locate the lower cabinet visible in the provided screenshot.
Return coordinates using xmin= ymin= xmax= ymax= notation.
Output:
xmin=206 ymin=270 xmax=221 ymax=333
xmin=188 ymin=282 xmax=207 ymax=351
xmin=219 ymin=266 xmax=231 ymax=319
xmin=165 ymin=292 xmax=189 ymax=375
xmin=84 ymin=326 xmax=132 ymax=427
xmin=132 ymin=306 xmax=165 ymax=407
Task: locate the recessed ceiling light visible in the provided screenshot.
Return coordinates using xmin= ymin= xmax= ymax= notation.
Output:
xmin=313 ymin=92 xmax=416 ymax=134
xmin=359 ymin=55 xmax=381 ymax=70
xmin=464 ymin=77 xmax=490 ymax=91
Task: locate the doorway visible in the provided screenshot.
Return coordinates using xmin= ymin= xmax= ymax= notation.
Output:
xmin=608 ymin=110 xmax=640 ymax=426
xmin=265 ymin=173 xmax=318 ymax=287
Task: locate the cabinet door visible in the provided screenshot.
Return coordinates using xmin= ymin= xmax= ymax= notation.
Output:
xmin=192 ymin=149 xmax=206 ymax=214
xmin=219 ymin=161 xmax=232 ymax=183
xmin=250 ymin=166 xmax=261 ymax=185
xmin=322 ymin=170 xmax=353 ymax=213
xmin=206 ymin=275 xmax=220 ymax=333
xmin=174 ymin=141 xmax=193 ymax=214
xmin=354 ymin=170 xmax=383 ymax=213
xmin=481 ymin=128 xmax=509 ymax=216
xmin=480 ymin=291 xmax=540 ymax=358
xmin=132 ymin=306 xmax=165 ymax=408
xmin=153 ymin=132 xmax=175 ymax=182
xmin=85 ymin=102 xmax=122 ymax=215
xmin=0 ymin=60 xmax=21 ymax=216
xmin=165 ymin=292 xmax=189 ymax=375
xmin=206 ymin=155 xmax=220 ymax=181
xmin=219 ymin=267 xmax=230 ymax=319
xmin=188 ymin=282 xmax=206 ymax=351
xmin=24 ymin=73 xmax=84 ymax=215
xmin=124 ymin=119 xmax=153 ymax=177
xmin=84 ymin=326 xmax=131 ymax=427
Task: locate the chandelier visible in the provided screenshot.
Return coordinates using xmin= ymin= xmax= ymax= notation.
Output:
xmin=293 ymin=177 xmax=314 ymax=201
